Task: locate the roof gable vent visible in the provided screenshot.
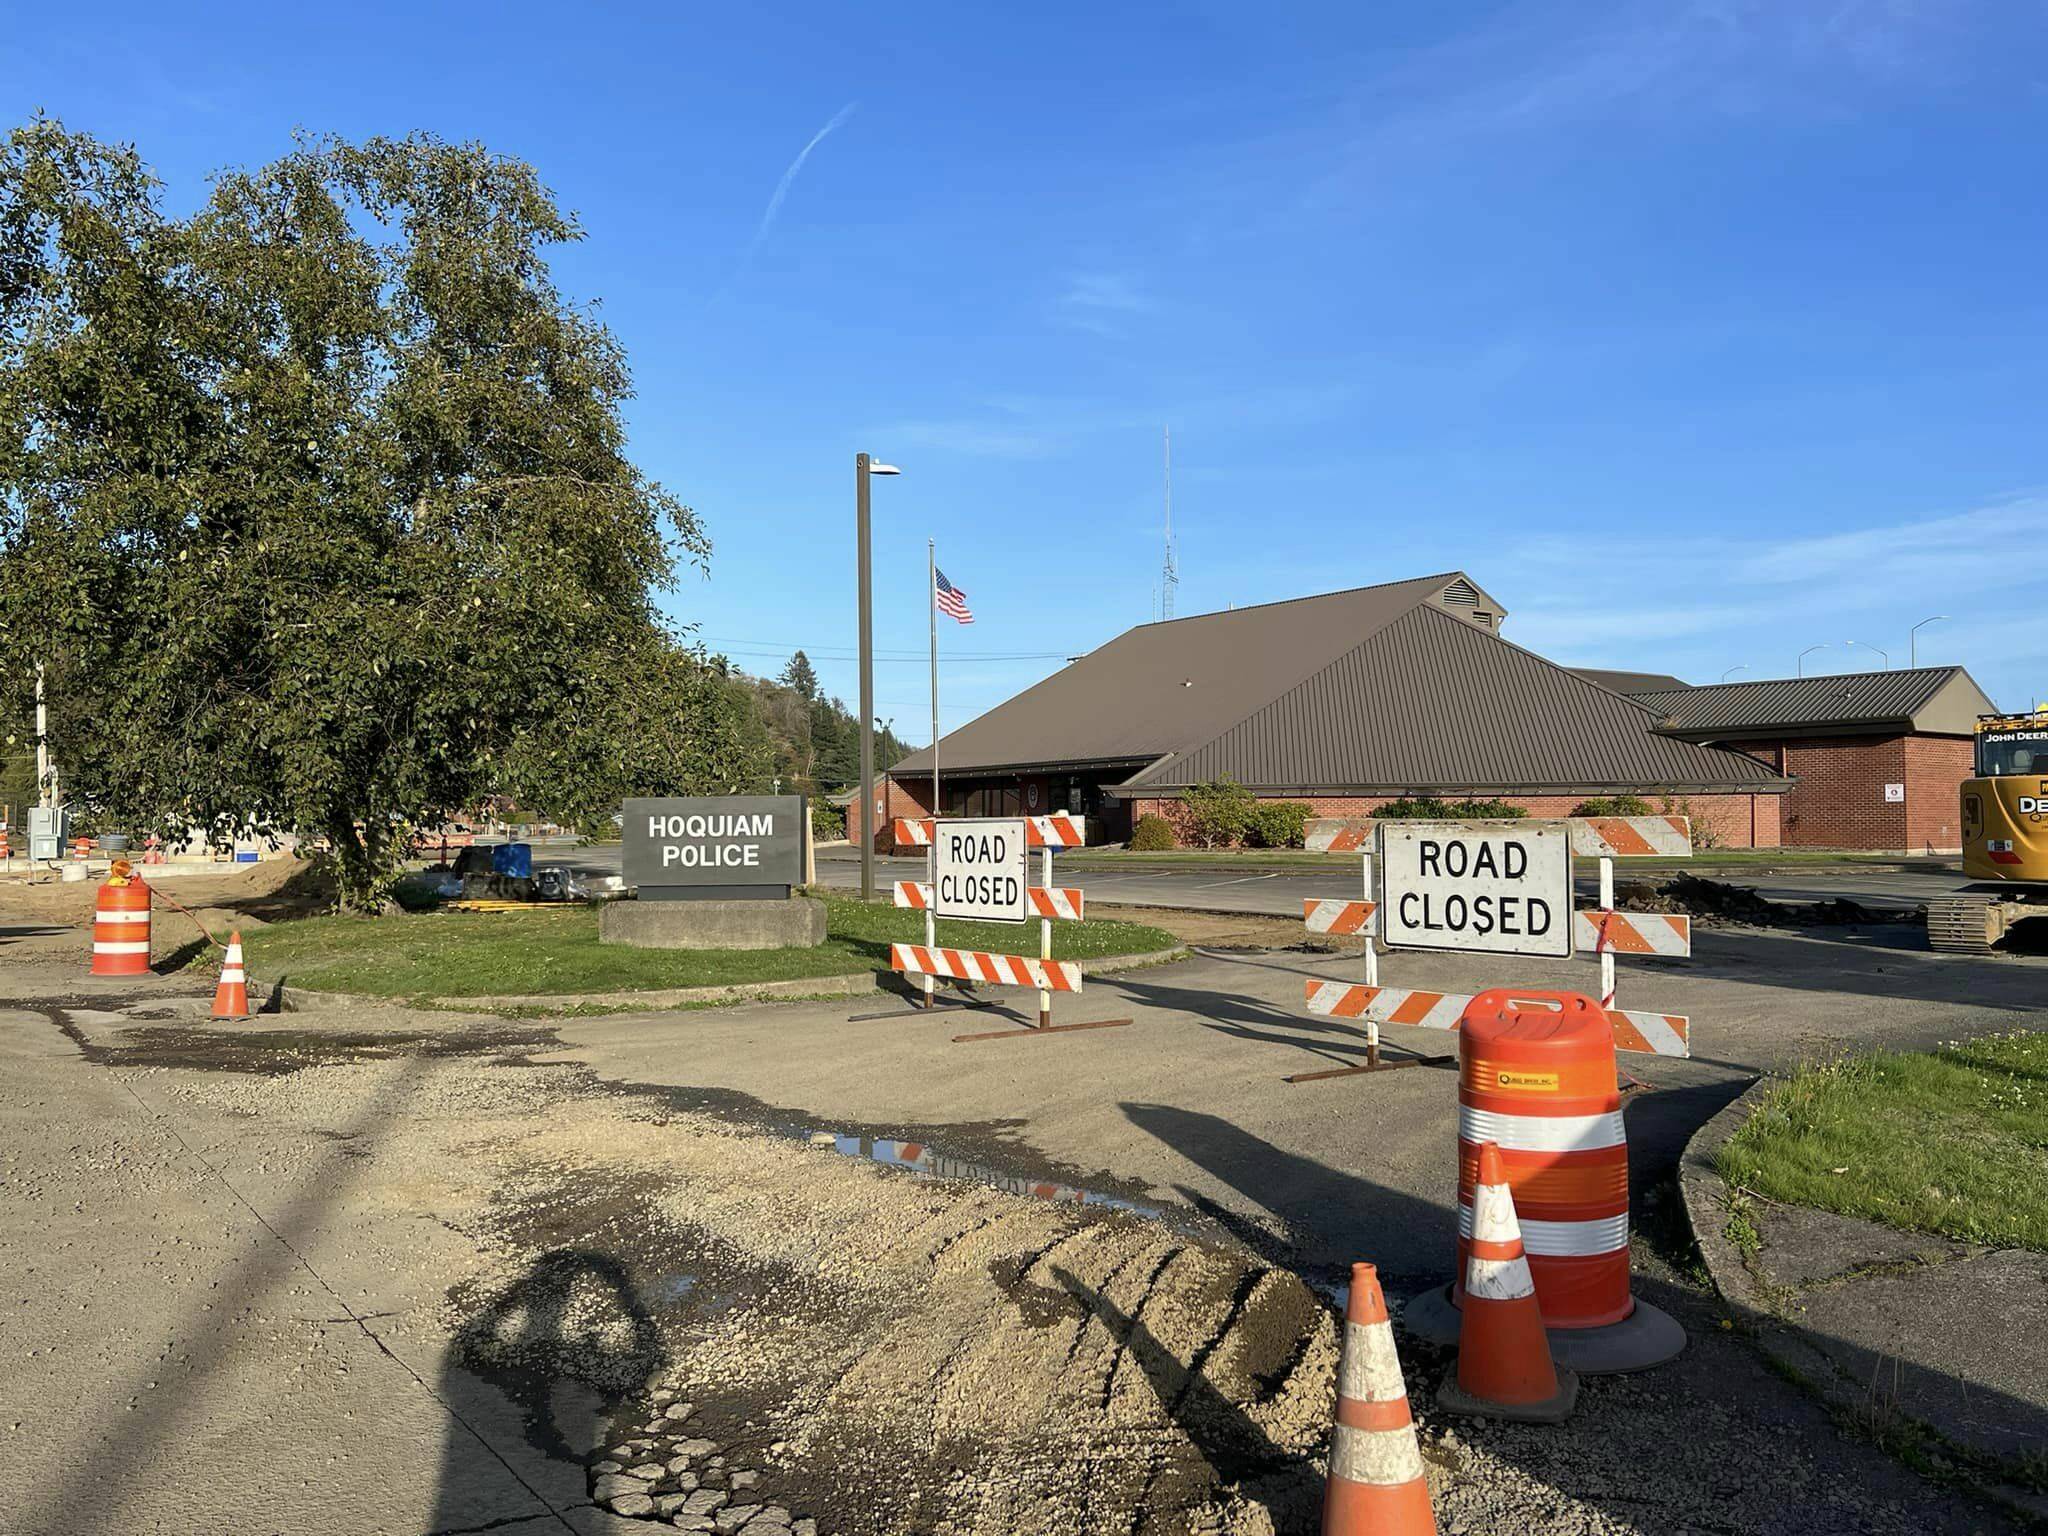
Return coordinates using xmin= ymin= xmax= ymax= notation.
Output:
xmin=1432 ymin=576 xmax=1501 ymax=630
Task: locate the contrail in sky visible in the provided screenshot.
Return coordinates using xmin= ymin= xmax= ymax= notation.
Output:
xmin=744 ymin=101 xmax=859 ymax=264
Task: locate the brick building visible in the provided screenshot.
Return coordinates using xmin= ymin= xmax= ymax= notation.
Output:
xmin=1611 ymin=669 xmax=1996 ymax=852
xmin=852 ymin=572 xmax=1791 ymax=849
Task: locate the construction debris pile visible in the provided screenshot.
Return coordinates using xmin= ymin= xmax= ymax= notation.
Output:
xmin=1615 ymin=876 xmax=1915 ymax=929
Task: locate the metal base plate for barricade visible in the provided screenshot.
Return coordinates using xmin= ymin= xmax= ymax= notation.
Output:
xmin=1285 ymin=1042 xmax=1455 ymax=1082
xmin=952 ymin=1016 xmax=1134 ymax=1044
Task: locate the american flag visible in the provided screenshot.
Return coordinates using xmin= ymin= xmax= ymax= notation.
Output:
xmin=935 ymin=569 xmax=974 ymax=624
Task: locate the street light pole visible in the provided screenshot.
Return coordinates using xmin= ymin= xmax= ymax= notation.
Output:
xmin=1910 ymin=615 xmax=1950 ymax=668
xmin=1720 ymin=665 xmax=1748 ymax=683
xmin=1845 ymin=639 xmax=1890 ymax=670
xmin=855 ymin=452 xmax=900 ymax=903
xmin=1797 ymin=644 xmax=1829 ymax=677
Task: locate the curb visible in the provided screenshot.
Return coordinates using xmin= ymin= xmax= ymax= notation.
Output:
xmin=1676 ymin=1075 xmax=1780 ymax=1326
xmin=1679 ymin=1077 xmax=2048 ymax=1522
xmin=259 ymin=945 xmax=1191 ymax=1018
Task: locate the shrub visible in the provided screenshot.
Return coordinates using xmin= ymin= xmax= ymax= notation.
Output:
xmin=1570 ymin=795 xmax=1653 ymax=818
xmin=1128 ymin=814 xmax=1176 ymax=851
xmin=1246 ymin=801 xmax=1312 ymax=849
xmin=1660 ymin=793 xmax=1722 ymax=850
xmin=1182 ymin=777 xmax=1258 ymax=848
xmin=1375 ymin=797 xmax=1527 ymax=820
xmin=811 ymin=803 xmax=846 ymax=840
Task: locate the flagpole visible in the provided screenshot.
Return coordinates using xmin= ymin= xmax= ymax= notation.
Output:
xmin=924 ymin=539 xmax=939 ymax=1009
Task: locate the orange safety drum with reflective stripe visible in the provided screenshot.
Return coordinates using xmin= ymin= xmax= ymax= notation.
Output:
xmin=1454 ymin=988 xmax=1632 ymax=1331
xmin=90 ymin=867 xmax=152 ymax=977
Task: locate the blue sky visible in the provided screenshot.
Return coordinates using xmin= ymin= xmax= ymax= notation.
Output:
xmin=10 ymin=1 xmax=2048 ymax=737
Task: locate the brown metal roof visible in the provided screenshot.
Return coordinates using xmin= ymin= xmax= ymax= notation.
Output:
xmin=892 ymin=572 xmax=1788 ymax=796
xmin=891 ymin=573 xmax=1469 ymax=777
xmin=1630 ymin=667 xmax=1995 ymax=739
xmin=1570 ymin=667 xmax=1690 ymax=696
xmin=1127 ymin=605 xmax=1786 ymax=793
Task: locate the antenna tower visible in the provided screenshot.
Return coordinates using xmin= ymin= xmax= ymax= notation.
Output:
xmin=1161 ymin=426 xmax=1179 ymax=621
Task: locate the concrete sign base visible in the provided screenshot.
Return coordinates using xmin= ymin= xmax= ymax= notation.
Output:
xmin=600 ymin=895 xmax=826 ymax=951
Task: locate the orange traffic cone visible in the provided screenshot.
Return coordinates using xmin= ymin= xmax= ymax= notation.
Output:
xmin=1438 ymin=1141 xmax=1579 ymax=1423
xmin=212 ymin=932 xmax=250 ymax=1020
xmin=1321 ymin=1263 xmax=1437 ymax=1535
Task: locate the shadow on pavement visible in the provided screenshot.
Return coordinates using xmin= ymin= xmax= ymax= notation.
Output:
xmin=432 ymin=1248 xmax=666 ymax=1531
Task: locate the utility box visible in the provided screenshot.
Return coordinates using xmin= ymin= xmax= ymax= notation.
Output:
xmin=27 ymin=805 xmax=70 ymax=862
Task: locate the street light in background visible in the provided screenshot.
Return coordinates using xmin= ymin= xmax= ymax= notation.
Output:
xmin=1797 ymin=644 xmax=1829 ymax=676
xmin=1844 ymin=639 xmax=1890 ymax=670
xmin=856 ymin=452 xmax=901 ymax=903
xmin=1720 ymin=665 xmax=1748 ymax=683
xmin=1911 ymin=615 xmax=1950 ymax=668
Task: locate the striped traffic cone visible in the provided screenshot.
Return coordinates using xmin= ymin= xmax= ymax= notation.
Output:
xmin=1439 ymin=1142 xmax=1579 ymax=1424
xmin=1322 ymin=1262 xmax=1436 ymax=1535
xmin=212 ymin=932 xmax=250 ymax=1020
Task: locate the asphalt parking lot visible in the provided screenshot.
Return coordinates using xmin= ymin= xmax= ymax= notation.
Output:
xmin=3 ymin=895 xmax=2041 ymax=1536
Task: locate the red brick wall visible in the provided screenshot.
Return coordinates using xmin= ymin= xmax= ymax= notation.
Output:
xmin=1128 ymin=791 xmax=1780 ymax=849
xmin=1904 ymin=736 xmax=1974 ymax=853
xmin=1729 ymin=734 xmax=1970 ymax=851
xmin=1748 ymin=736 xmax=1908 ymax=849
xmin=847 ymin=777 xmax=937 ymax=852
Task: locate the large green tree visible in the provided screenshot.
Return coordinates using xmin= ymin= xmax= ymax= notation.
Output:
xmin=0 ymin=119 xmax=752 ymax=907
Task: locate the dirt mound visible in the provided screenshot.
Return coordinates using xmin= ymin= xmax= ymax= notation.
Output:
xmin=491 ymin=1125 xmax=1332 ymax=1534
xmin=1640 ymin=875 xmax=1912 ymax=929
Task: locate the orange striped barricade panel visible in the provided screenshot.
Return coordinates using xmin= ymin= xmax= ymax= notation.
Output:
xmin=891 ymin=943 xmax=1082 ymax=993
xmin=1025 ymin=886 xmax=1085 ymax=920
xmin=1571 ymin=910 xmax=1692 ymax=957
xmin=1566 ymin=816 xmax=1692 ymax=858
xmin=1305 ymin=818 xmax=1374 ymax=853
xmin=892 ymin=818 xmax=934 ymax=847
xmin=1303 ymin=981 xmax=1689 ymax=1057
xmin=1304 ymin=898 xmax=1376 ymax=935
xmin=896 ymin=881 xmax=1084 ymax=920
xmin=1023 ymin=814 xmax=1086 ymax=849
xmin=1304 ymin=982 xmax=1468 ymax=1031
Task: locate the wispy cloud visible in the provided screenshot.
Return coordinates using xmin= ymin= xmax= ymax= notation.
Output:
xmin=1497 ymin=490 xmax=2048 ymax=698
xmin=1054 ymin=271 xmax=1156 ymax=335
xmin=883 ymin=419 xmax=1060 ymax=460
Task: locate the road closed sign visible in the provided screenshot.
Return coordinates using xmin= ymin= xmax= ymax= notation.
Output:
xmin=935 ymin=818 xmax=1029 ymax=924
xmin=1378 ymin=820 xmax=1572 ymax=957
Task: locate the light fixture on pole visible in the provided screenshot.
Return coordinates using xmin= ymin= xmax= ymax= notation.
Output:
xmin=1910 ymin=615 xmax=1949 ymax=667
xmin=856 ymin=453 xmax=901 ymax=904
xmin=1720 ymin=665 xmax=1748 ymax=683
xmin=1844 ymin=639 xmax=1890 ymax=670
xmin=1797 ymin=644 xmax=1829 ymax=676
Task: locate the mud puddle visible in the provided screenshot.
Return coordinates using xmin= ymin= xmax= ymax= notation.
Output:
xmin=803 ymin=1130 xmax=1166 ymax=1220
xmin=49 ymin=1015 xmax=561 ymax=1074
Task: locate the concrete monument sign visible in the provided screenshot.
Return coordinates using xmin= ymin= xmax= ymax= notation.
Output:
xmin=606 ymin=794 xmax=823 ymax=951
xmin=622 ymin=795 xmax=805 ymax=900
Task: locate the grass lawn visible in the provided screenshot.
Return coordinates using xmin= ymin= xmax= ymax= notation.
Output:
xmin=242 ymin=892 xmax=1180 ymax=1001
xmin=1717 ymin=1031 xmax=2048 ymax=1252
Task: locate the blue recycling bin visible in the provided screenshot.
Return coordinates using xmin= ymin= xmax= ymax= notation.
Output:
xmin=491 ymin=841 xmax=533 ymax=879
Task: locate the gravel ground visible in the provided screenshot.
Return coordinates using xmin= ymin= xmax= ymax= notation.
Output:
xmin=0 ymin=951 xmax=2024 ymax=1535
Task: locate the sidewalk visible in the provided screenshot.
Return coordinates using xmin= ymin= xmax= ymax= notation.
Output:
xmin=1682 ymin=1082 xmax=2048 ymax=1517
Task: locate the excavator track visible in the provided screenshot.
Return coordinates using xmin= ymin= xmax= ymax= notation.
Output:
xmin=1926 ymin=894 xmax=2006 ymax=955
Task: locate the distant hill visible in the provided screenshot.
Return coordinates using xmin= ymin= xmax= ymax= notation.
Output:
xmin=718 ymin=649 xmax=915 ymax=797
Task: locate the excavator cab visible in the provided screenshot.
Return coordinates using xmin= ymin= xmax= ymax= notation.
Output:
xmin=1929 ymin=710 xmax=2048 ymax=952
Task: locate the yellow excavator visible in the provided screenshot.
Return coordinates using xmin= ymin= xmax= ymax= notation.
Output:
xmin=1927 ymin=708 xmax=2048 ymax=953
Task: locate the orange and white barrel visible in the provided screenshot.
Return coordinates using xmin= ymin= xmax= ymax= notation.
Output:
xmin=1454 ymin=989 xmax=1632 ymax=1331
xmin=90 ymin=867 xmax=152 ymax=976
